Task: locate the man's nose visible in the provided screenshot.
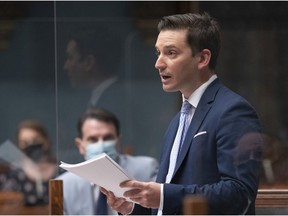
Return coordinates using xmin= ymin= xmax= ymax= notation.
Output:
xmin=155 ymin=56 xmax=166 ymax=70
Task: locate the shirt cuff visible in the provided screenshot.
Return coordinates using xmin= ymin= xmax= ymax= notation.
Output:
xmin=159 ymin=183 xmax=164 ymax=210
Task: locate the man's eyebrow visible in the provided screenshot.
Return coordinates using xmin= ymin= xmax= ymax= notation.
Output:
xmin=87 ymin=135 xmax=98 ymax=141
xmin=103 ymin=133 xmax=115 ymax=138
xmin=155 ymin=45 xmax=178 ymax=50
xmin=164 ymin=45 xmax=177 ymax=49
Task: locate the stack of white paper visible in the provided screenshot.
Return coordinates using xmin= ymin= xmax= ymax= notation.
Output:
xmin=59 ymin=153 xmax=132 ymax=198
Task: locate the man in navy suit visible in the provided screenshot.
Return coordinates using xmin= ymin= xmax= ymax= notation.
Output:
xmin=102 ymin=12 xmax=263 ymax=215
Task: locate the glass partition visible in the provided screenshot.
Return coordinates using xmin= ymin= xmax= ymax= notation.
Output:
xmin=54 ymin=1 xmax=179 ymax=163
xmin=0 ymin=1 xmax=287 ymax=214
xmin=0 ymin=2 xmax=56 ymax=212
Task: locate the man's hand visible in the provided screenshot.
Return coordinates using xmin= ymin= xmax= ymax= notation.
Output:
xmin=100 ymin=180 xmax=161 ymax=214
xmin=100 ymin=187 xmax=134 ymax=215
xmin=121 ymin=180 xmax=161 ymax=209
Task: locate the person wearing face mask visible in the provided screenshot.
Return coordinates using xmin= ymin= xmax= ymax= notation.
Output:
xmin=0 ymin=120 xmax=59 ymax=206
xmin=84 ymin=139 xmax=119 ymax=161
xmin=57 ymin=108 xmax=159 ymax=215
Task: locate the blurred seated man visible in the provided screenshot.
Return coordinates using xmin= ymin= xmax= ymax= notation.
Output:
xmin=0 ymin=120 xmax=58 ymax=205
xmin=57 ymin=108 xmax=159 ymax=215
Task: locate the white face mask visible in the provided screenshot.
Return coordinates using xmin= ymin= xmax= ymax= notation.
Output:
xmin=84 ymin=139 xmax=119 ymax=161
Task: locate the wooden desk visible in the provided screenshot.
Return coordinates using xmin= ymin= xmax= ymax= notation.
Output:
xmin=256 ymin=189 xmax=288 ymax=208
xmin=256 ymin=189 xmax=288 ymax=215
xmin=1 ymin=205 xmax=49 ymax=215
xmin=0 ymin=191 xmax=49 ymax=215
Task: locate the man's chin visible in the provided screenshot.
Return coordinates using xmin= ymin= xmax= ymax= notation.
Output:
xmin=162 ymin=86 xmax=177 ymax=93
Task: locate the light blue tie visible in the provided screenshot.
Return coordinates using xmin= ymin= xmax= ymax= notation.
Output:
xmin=178 ymin=100 xmax=192 ymax=152
xmin=165 ymin=100 xmax=192 ymax=184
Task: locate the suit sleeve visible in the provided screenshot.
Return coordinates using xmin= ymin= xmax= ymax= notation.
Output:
xmin=130 ymin=204 xmax=151 ymax=215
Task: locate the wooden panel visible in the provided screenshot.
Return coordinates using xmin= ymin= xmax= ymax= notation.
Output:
xmin=183 ymin=194 xmax=208 ymax=215
xmin=183 ymin=189 xmax=288 ymax=215
xmin=0 ymin=191 xmax=49 ymax=215
xmin=49 ymin=179 xmax=63 ymax=215
xmin=256 ymin=189 xmax=288 ymax=207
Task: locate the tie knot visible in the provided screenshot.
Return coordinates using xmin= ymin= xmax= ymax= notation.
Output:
xmin=181 ymin=100 xmax=192 ymax=114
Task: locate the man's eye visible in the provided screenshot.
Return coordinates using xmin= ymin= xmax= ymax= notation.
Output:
xmin=88 ymin=137 xmax=98 ymax=143
xmin=168 ymin=51 xmax=176 ymax=56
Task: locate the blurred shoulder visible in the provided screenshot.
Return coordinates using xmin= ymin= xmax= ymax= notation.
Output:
xmin=118 ymin=154 xmax=159 ymax=181
xmin=119 ymin=154 xmax=158 ymax=166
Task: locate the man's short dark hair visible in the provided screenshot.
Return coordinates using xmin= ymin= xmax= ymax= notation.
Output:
xmin=157 ymin=12 xmax=221 ymax=70
xmin=77 ymin=108 xmax=120 ymax=138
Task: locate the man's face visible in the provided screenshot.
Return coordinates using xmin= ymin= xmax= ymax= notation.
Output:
xmin=63 ymin=40 xmax=92 ymax=88
xmin=75 ymin=118 xmax=119 ymax=156
xmin=155 ymin=29 xmax=202 ymax=98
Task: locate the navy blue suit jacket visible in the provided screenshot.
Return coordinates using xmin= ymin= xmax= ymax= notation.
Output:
xmin=134 ymin=78 xmax=262 ymax=215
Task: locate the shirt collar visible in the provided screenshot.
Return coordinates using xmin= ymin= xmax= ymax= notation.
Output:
xmin=183 ymin=74 xmax=217 ymax=108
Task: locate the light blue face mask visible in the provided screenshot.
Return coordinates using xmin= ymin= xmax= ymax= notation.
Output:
xmin=84 ymin=139 xmax=119 ymax=161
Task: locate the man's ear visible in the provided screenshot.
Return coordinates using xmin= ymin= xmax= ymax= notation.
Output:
xmin=198 ymin=49 xmax=211 ymax=70
xmin=83 ymin=54 xmax=96 ymax=71
xmin=75 ymin=137 xmax=85 ymax=156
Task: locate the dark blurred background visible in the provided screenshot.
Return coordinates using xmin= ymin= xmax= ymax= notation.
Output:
xmin=0 ymin=1 xmax=287 ymax=188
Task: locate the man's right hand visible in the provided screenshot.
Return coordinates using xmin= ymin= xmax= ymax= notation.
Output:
xmin=100 ymin=187 xmax=134 ymax=215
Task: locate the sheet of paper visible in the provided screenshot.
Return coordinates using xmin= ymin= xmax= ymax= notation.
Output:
xmin=59 ymin=153 xmax=132 ymax=198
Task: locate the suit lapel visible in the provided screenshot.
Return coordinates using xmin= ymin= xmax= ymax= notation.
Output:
xmin=156 ymin=114 xmax=180 ymax=183
xmin=173 ymin=79 xmax=221 ymax=177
